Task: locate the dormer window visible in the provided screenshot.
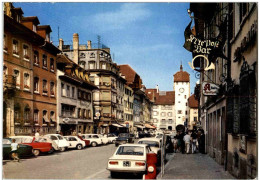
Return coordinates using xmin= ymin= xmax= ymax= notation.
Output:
xmin=16 ymin=14 xmax=21 ymax=23
xmin=33 ymin=24 xmax=37 ymax=32
xmin=23 ymin=45 xmax=29 ymax=60
xmin=46 ymin=33 xmax=50 ymax=42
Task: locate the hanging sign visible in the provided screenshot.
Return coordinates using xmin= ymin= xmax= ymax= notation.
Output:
xmin=183 ymin=19 xmax=228 ymax=71
xmin=202 ymin=82 xmax=220 ymax=96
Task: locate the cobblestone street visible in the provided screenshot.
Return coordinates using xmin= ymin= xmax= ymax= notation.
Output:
xmin=158 ymin=153 xmax=234 ymax=179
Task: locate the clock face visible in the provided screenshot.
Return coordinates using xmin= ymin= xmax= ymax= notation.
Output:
xmin=179 ymin=88 xmax=184 ymax=93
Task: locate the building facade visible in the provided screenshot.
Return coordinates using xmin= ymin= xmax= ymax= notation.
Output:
xmin=187 ymin=94 xmax=199 ymax=130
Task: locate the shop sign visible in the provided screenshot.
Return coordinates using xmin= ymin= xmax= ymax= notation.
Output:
xmin=183 ymin=20 xmax=227 ymax=71
xmin=63 ymin=118 xmax=77 ymax=124
xmin=202 ymin=82 xmax=219 ymax=96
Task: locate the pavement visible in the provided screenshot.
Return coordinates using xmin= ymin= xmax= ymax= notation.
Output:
xmin=157 ymin=153 xmax=235 ymax=179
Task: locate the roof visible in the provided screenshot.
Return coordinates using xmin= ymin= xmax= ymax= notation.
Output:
xmin=118 ymin=64 xmax=140 ymax=85
xmin=21 ymin=16 xmax=40 ymax=25
xmin=37 ymin=25 xmax=52 ymax=33
xmin=173 ymin=65 xmax=190 ymax=82
xmin=188 ymin=94 xmax=198 ymax=108
xmin=145 ymin=89 xmax=175 ymax=105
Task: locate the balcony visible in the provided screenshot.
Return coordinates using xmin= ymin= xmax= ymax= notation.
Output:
xmin=3 ymin=75 xmax=16 ymax=90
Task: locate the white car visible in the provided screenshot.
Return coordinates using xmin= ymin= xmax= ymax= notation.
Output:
xmin=44 ymin=134 xmax=69 ymax=152
xmin=64 ymin=136 xmax=86 ymax=150
xmin=106 ymin=134 xmax=118 ymax=144
xmin=81 ymin=134 xmax=103 ymax=147
xmin=98 ymin=134 xmax=109 ymax=144
xmin=107 ymin=144 xmax=152 ymax=178
xmin=138 ymin=137 xmax=162 ymax=162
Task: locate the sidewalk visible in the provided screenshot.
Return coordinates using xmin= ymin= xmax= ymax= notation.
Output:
xmin=157 ymin=153 xmax=234 ymax=179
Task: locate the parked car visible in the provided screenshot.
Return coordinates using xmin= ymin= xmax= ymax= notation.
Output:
xmin=77 ymin=135 xmax=90 ymax=147
xmin=107 ymin=144 xmax=152 ymax=178
xmin=98 ymin=134 xmax=109 ymax=144
xmin=3 ymin=138 xmax=33 ymax=159
xmin=81 ymin=134 xmax=103 ymax=147
xmin=44 ymin=134 xmax=69 ymax=152
xmin=106 ymin=133 xmax=118 ymax=144
xmin=138 ymin=137 xmax=163 ymax=163
xmin=64 ymin=136 xmax=86 ymax=150
xmin=9 ymin=136 xmax=53 ymax=156
xmin=115 ymin=133 xmax=134 ymax=147
xmin=37 ymin=136 xmax=60 ymax=151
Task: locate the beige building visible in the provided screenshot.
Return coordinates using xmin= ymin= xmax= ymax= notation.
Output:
xmin=187 ymin=94 xmax=198 ymax=130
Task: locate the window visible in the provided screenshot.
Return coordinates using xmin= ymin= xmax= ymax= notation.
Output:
xmin=89 ymin=76 xmax=94 ymax=84
xmin=61 ymin=104 xmax=76 ymax=117
xmin=43 ymin=80 xmax=48 ymax=94
xmin=13 ymin=69 xmax=20 ymax=87
xmin=34 ymin=51 xmax=39 ymax=65
xmin=72 ymin=87 xmax=75 ymax=98
xmin=23 ymin=45 xmax=29 ymax=60
xmin=50 ymin=82 xmax=55 ymax=96
xmin=34 ymin=109 xmax=39 ymax=124
xmin=50 ymin=58 xmax=54 ymax=71
xmin=12 ymin=39 xmax=19 ymax=56
xmin=194 ymin=117 xmax=197 ymax=122
xmin=101 ymin=62 xmax=106 ymax=69
xmin=66 ymin=85 xmax=70 ymax=97
xmin=24 ymin=107 xmax=30 ymax=122
xmin=42 ymin=55 xmax=47 ymax=68
xmin=167 ymin=112 xmax=172 ymax=117
xmin=24 ymin=73 xmax=30 ymax=90
xmin=89 ymin=62 xmax=95 ymax=69
xmin=78 ymin=89 xmax=81 ymax=99
xmin=50 ymin=111 xmax=55 ymax=123
xmin=14 ymin=103 xmax=21 ymax=124
xmin=186 ymin=103 xmax=187 ymax=106
xmin=178 ymin=110 xmax=182 ymax=114
xmin=185 ymin=111 xmax=188 ymax=115
xmin=3 ymin=34 xmax=7 ymax=51
xmin=184 ymin=95 xmax=186 ymax=99
xmin=3 ymin=65 xmax=7 ymax=76
xmin=239 ymin=3 xmax=248 ymax=23
xmin=161 ymin=119 xmax=166 ymax=124
xmin=34 ymin=77 xmax=39 ymax=92
xmin=168 ymin=119 xmax=173 ymax=124
xmin=90 ymin=53 xmax=95 ymax=58
xmin=78 ymin=108 xmax=81 ymax=118
xmin=61 ymin=83 xmax=65 ymax=96
xmin=33 ymin=24 xmax=36 ymax=32
xmin=43 ymin=110 xmax=49 ymax=124
xmin=46 ymin=33 xmax=50 ymax=42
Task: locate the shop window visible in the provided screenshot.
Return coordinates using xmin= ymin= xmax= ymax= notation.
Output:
xmin=34 ymin=51 xmax=39 ymax=65
xmin=24 ymin=73 xmax=30 ymax=90
xmin=50 ymin=58 xmax=54 ymax=72
xmin=50 ymin=82 xmax=55 ymax=96
xmin=23 ymin=44 xmax=29 ymax=60
xmin=43 ymin=80 xmax=48 ymax=94
xmin=34 ymin=77 xmax=39 ymax=93
xmin=12 ymin=39 xmax=19 ymax=56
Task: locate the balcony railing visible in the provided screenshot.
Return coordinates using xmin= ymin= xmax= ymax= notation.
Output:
xmin=3 ymin=75 xmax=16 ymax=90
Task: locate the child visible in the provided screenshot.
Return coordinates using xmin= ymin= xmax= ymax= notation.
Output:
xmin=11 ymin=139 xmax=20 ymax=162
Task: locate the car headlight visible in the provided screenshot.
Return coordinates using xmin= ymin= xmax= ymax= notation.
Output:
xmin=148 ymin=166 xmax=154 ymax=173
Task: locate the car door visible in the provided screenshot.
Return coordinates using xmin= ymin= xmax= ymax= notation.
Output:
xmin=49 ymin=135 xmax=59 ymax=147
xmin=69 ymin=137 xmax=78 ymax=148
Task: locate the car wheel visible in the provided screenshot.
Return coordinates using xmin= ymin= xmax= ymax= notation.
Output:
xmin=110 ymin=171 xmax=117 ymax=178
xmin=60 ymin=147 xmax=66 ymax=152
xmin=33 ymin=149 xmax=40 ymax=156
xmin=91 ymin=142 xmax=97 ymax=147
xmin=48 ymin=147 xmax=54 ymax=154
xmin=76 ymin=144 xmax=83 ymax=150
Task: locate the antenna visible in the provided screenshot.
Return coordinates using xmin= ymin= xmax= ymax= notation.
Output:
xmin=97 ymin=35 xmax=101 ymax=49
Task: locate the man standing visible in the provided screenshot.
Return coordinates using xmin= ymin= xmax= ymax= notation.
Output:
xmin=183 ymin=131 xmax=191 ymax=154
xmin=179 ymin=131 xmax=185 ymax=154
xmin=35 ymin=129 xmax=40 ymax=141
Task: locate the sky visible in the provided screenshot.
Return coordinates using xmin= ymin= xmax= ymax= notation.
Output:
xmin=14 ymin=2 xmax=197 ymax=93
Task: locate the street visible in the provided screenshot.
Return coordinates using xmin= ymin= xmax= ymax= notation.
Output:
xmin=3 ymin=144 xmax=117 ymax=179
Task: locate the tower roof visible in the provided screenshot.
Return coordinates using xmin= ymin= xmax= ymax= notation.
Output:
xmin=174 ymin=65 xmax=190 ymax=82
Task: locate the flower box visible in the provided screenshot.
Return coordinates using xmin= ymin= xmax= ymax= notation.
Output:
xmin=34 ymin=123 xmax=40 ymax=126
xmin=15 ymin=122 xmax=20 ymax=125
xmin=42 ymin=124 xmax=47 ymax=126
xmin=24 ymin=85 xmax=30 ymax=89
xmin=24 ymin=123 xmax=30 ymax=126
xmin=24 ymin=55 xmax=30 ymax=59
xmin=13 ymin=50 xmax=19 ymax=55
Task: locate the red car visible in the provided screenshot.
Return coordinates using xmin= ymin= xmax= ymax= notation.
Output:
xmin=10 ymin=136 xmax=53 ymax=156
xmin=78 ymin=135 xmax=90 ymax=147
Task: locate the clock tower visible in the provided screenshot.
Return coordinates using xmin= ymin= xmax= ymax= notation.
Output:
xmin=173 ymin=65 xmax=190 ymax=127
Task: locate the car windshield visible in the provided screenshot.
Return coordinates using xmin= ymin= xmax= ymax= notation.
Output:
xmin=37 ymin=138 xmax=47 ymax=142
xmin=116 ymin=146 xmax=144 ymax=156
xmin=3 ymin=139 xmax=11 ymax=144
xmin=118 ymin=134 xmax=129 ymax=138
xmin=138 ymin=141 xmax=159 ymax=147
xmin=57 ymin=135 xmax=64 ymax=140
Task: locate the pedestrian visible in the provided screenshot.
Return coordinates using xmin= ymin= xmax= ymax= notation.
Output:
xmin=191 ymin=130 xmax=197 ymax=153
xmin=179 ymin=131 xmax=185 ymax=154
xmin=183 ymin=131 xmax=191 ymax=154
xmin=198 ymin=129 xmax=205 ymax=154
xmin=35 ymin=129 xmax=40 ymax=142
xmin=172 ymin=136 xmax=178 ymax=153
xmin=72 ymin=130 xmax=77 ymax=136
xmin=10 ymin=139 xmax=20 ymax=162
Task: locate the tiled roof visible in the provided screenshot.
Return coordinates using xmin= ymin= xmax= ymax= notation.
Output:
xmin=21 ymin=16 xmax=40 ymax=24
xmin=188 ymin=94 xmax=198 ymax=108
xmin=174 ymin=65 xmax=190 ymax=82
xmin=118 ymin=64 xmax=142 ymax=86
xmin=145 ymin=89 xmax=175 ymax=105
xmin=37 ymin=25 xmax=52 ymax=32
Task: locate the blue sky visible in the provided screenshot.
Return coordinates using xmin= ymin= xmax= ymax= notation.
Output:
xmin=14 ymin=2 xmax=197 ymax=93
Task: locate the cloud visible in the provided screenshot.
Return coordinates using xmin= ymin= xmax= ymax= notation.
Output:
xmin=91 ymin=3 xmax=151 ymax=31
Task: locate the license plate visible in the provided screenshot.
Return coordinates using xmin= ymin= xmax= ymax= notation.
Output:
xmin=123 ymin=161 xmax=131 ymax=167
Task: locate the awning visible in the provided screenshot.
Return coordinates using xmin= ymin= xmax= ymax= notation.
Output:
xmin=145 ymin=124 xmax=156 ymax=129
xmin=112 ymin=123 xmax=123 ymax=128
xmin=135 ymin=125 xmax=145 ymax=129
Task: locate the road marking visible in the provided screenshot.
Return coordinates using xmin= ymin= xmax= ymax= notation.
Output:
xmin=84 ymin=169 xmax=108 ymax=179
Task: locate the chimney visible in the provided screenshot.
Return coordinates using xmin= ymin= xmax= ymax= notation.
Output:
xmin=156 ymin=85 xmax=159 ymax=93
xmin=73 ymin=33 xmax=79 ymax=64
xmin=87 ymin=40 xmax=92 ymax=49
xmin=59 ymin=38 xmax=63 ymax=51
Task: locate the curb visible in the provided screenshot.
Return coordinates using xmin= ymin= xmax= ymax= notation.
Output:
xmin=156 ymin=153 xmax=175 ymax=179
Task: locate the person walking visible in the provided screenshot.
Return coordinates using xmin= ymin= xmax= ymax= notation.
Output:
xmin=198 ymin=129 xmax=205 ymax=154
xmin=10 ymin=139 xmax=20 ymax=162
xmin=183 ymin=131 xmax=191 ymax=154
xmin=191 ymin=130 xmax=197 ymax=153
xmin=179 ymin=131 xmax=185 ymax=154
xmin=172 ymin=136 xmax=178 ymax=153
